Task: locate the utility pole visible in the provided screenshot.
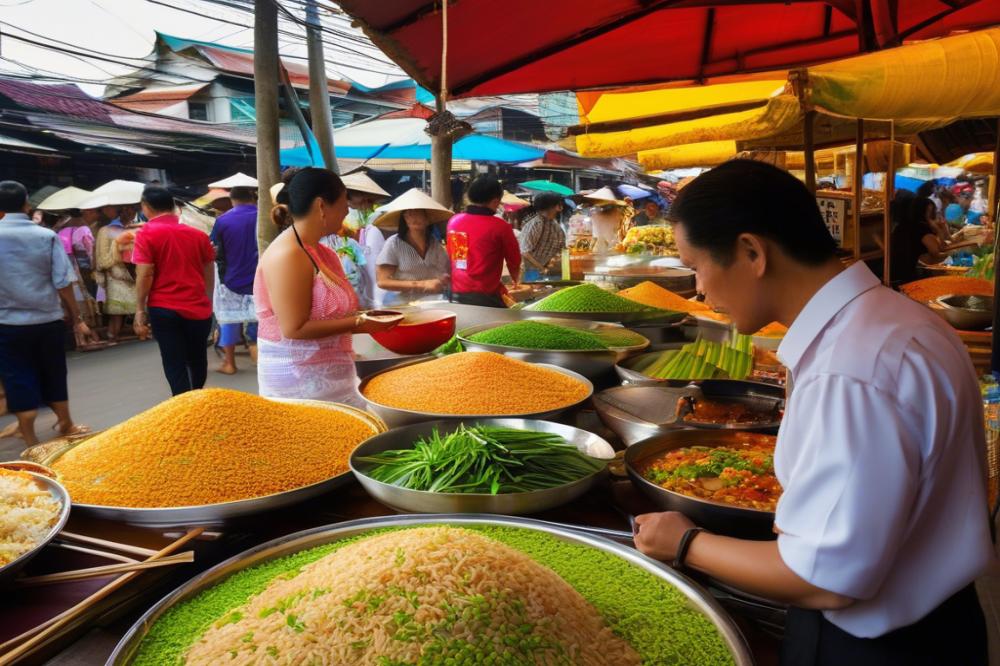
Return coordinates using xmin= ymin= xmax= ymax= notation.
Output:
xmin=255 ymin=0 xmax=281 ymax=254
xmin=305 ymin=0 xmax=337 ymax=172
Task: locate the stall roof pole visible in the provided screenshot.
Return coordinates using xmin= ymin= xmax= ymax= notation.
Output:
xmin=883 ymin=121 xmax=894 ymax=287
xmin=990 ymin=117 xmax=1000 ymax=373
xmin=853 ymin=119 xmax=864 ymax=263
xmin=804 ymin=110 xmax=817 ymax=194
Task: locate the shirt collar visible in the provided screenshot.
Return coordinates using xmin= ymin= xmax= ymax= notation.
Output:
xmin=466 ymin=205 xmax=496 ymax=216
xmin=1 ymin=212 xmax=31 ymax=224
xmin=148 ymin=213 xmax=179 ymax=225
xmin=777 ymin=262 xmax=881 ymax=371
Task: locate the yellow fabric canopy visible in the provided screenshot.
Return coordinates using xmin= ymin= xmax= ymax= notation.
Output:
xmin=576 ymin=27 xmax=1000 ymax=161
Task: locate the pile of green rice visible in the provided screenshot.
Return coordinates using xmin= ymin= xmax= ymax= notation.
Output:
xmin=131 ymin=525 xmax=735 ymax=666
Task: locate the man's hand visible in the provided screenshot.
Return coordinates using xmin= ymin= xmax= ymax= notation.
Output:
xmin=133 ymin=311 xmax=151 ymax=340
xmin=73 ymin=320 xmax=99 ymax=344
xmin=633 ymin=511 xmax=696 ymax=561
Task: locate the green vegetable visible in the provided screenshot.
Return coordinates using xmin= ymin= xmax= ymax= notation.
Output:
xmin=527 ymin=283 xmax=660 ymax=313
xmin=432 ymin=335 xmax=465 ymax=356
xmin=639 ymin=333 xmax=754 ymax=380
xmin=357 ymin=424 xmax=606 ymax=494
xmin=468 ymin=321 xmax=645 ymax=351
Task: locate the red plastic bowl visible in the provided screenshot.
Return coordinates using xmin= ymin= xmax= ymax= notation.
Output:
xmin=370 ymin=309 xmax=457 ymax=355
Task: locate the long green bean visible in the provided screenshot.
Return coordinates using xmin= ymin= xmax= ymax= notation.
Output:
xmin=357 ymin=425 xmax=606 ymax=494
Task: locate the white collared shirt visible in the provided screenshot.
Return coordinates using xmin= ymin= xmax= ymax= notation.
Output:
xmin=775 ymin=262 xmax=994 ymax=637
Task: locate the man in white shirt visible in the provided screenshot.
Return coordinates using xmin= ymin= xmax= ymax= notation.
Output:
xmin=634 ymin=160 xmax=993 ymax=665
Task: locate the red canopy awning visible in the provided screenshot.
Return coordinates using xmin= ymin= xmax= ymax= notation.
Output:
xmin=338 ymin=0 xmax=1000 ymax=98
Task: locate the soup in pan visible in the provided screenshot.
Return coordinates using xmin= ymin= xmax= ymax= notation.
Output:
xmin=639 ymin=433 xmax=781 ymax=511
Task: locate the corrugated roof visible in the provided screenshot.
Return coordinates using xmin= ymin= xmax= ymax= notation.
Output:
xmin=0 ymin=79 xmax=111 ymax=122
xmin=111 ymin=83 xmax=210 ymax=113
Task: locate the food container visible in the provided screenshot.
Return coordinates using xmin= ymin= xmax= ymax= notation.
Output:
xmin=0 ymin=470 xmax=71 ymax=587
xmin=594 ymin=381 xmax=783 ymax=446
xmin=358 ymin=356 xmax=594 ymax=427
xmin=350 ymin=418 xmax=614 ymax=514
xmin=625 ymin=430 xmax=777 ymax=539
xmin=108 ymin=515 xmax=754 ymax=666
xmin=27 ymin=401 xmax=386 ymax=528
xmin=932 ymin=294 xmax=993 ymax=331
xmin=369 ymin=309 xmax=456 ymax=355
xmin=458 ymin=317 xmax=649 ymax=380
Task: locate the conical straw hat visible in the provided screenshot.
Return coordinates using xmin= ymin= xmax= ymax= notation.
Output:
xmin=36 ymin=186 xmax=92 ymax=211
xmin=373 ymin=188 xmax=453 ymax=229
xmin=208 ymin=172 xmax=258 ymax=188
xmin=583 ymin=186 xmax=626 ymax=205
xmin=341 ymin=172 xmax=390 ymax=198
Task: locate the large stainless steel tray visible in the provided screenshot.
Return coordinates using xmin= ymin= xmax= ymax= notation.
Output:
xmin=350 ymin=418 xmax=614 ymax=515
xmin=625 ymin=430 xmax=778 ymax=540
xmin=108 ymin=514 xmax=754 ymax=666
xmin=595 ymin=380 xmax=784 ymax=446
xmin=29 ymin=400 xmax=387 ymax=528
xmin=457 ymin=317 xmax=649 ymax=379
xmin=0 ymin=469 xmax=71 ymax=587
xmin=358 ymin=354 xmax=594 ymax=427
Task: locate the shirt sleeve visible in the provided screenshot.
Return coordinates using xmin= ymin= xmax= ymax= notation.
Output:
xmin=50 ymin=234 xmax=75 ymax=289
xmin=376 ymin=236 xmax=398 ymax=266
xmin=131 ymin=227 xmax=153 ymax=265
xmin=201 ymin=233 xmax=216 ymax=263
xmin=775 ymin=374 xmax=921 ymax=600
xmin=500 ymin=222 xmax=521 ymax=277
xmin=519 ymin=218 xmax=541 ymax=255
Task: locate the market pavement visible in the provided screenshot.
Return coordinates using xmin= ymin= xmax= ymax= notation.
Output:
xmin=2 ymin=340 xmax=1000 ymax=664
xmin=0 ymin=339 xmax=258 ymax=462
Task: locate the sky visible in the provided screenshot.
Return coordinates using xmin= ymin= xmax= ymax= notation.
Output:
xmin=0 ymin=0 xmax=407 ymax=95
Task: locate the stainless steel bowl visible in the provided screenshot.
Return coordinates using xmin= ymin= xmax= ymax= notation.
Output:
xmin=595 ymin=381 xmax=784 ymax=446
xmin=625 ymin=430 xmax=777 ymax=539
xmin=932 ymin=293 xmax=993 ymax=331
xmin=520 ymin=306 xmax=687 ymax=326
xmin=358 ymin=354 xmax=594 ymax=427
xmin=108 ymin=514 xmax=754 ymax=666
xmin=457 ymin=317 xmax=649 ymax=379
xmin=35 ymin=401 xmax=386 ymax=528
xmin=0 ymin=471 xmax=71 ymax=587
xmin=350 ymin=418 xmax=614 ymax=514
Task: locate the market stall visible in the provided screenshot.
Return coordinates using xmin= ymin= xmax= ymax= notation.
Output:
xmin=0 ymin=282 xmax=802 ymax=664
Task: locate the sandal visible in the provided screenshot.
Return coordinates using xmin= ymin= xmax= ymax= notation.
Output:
xmin=0 ymin=422 xmax=21 ymax=440
xmin=52 ymin=423 xmax=91 ymax=438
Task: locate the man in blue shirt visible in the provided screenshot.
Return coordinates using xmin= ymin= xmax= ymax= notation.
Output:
xmin=209 ymin=186 xmax=259 ymax=374
xmin=0 ymin=181 xmax=95 ymax=446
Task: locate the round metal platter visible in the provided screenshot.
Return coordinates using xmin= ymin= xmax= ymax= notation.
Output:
xmin=350 ymin=418 xmax=614 ymax=515
xmin=36 ymin=400 xmax=387 ymax=528
xmin=521 ymin=306 xmax=687 ymax=326
xmin=625 ymin=430 xmax=777 ymax=540
xmin=457 ymin=317 xmax=649 ymax=379
xmin=0 ymin=471 xmax=71 ymax=587
xmin=108 ymin=514 xmax=754 ymax=666
xmin=357 ymin=354 xmax=594 ymax=427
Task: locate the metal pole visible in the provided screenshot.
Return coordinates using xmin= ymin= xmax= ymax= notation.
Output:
xmin=882 ymin=121 xmax=894 ymax=286
xmin=254 ymin=0 xmax=281 ymax=254
xmin=803 ymin=110 xmax=817 ymax=194
xmin=990 ymin=117 xmax=1000 ymax=373
xmin=305 ymin=0 xmax=337 ymax=173
xmin=853 ymin=119 xmax=864 ymax=263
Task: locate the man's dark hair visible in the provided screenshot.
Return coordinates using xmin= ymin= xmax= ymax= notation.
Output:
xmin=141 ymin=186 xmax=175 ymax=213
xmin=667 ymin=159 xmax=836 ymax=266
xmin=228 ymin=186 xmax=255 ymax=203
xmin=0 ymin=180 xmax=28 ymax=213
xmin=915 ymin=179 xmax=937 ymax=199
xmin=466 ymin=175 xmax=503 ymax=205
xmin=532 ymin=192 xmax=563 ymax=212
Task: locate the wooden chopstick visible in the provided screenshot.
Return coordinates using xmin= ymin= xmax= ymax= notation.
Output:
xmin=47 ymin=542 xmax=138 ymax=564
xmin=15 ymin=552 xmax=194 ymax=587
xmin=55 ymin=531 xmax=158 ymax=558
xmin=0 ymin=527 xmax=204 ymax=663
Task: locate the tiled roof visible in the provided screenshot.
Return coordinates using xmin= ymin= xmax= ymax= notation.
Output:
xmin=0 ymin=79 xmax=111 ymax=122
xmin=111 ymin=83 xmax=209 ymax=112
